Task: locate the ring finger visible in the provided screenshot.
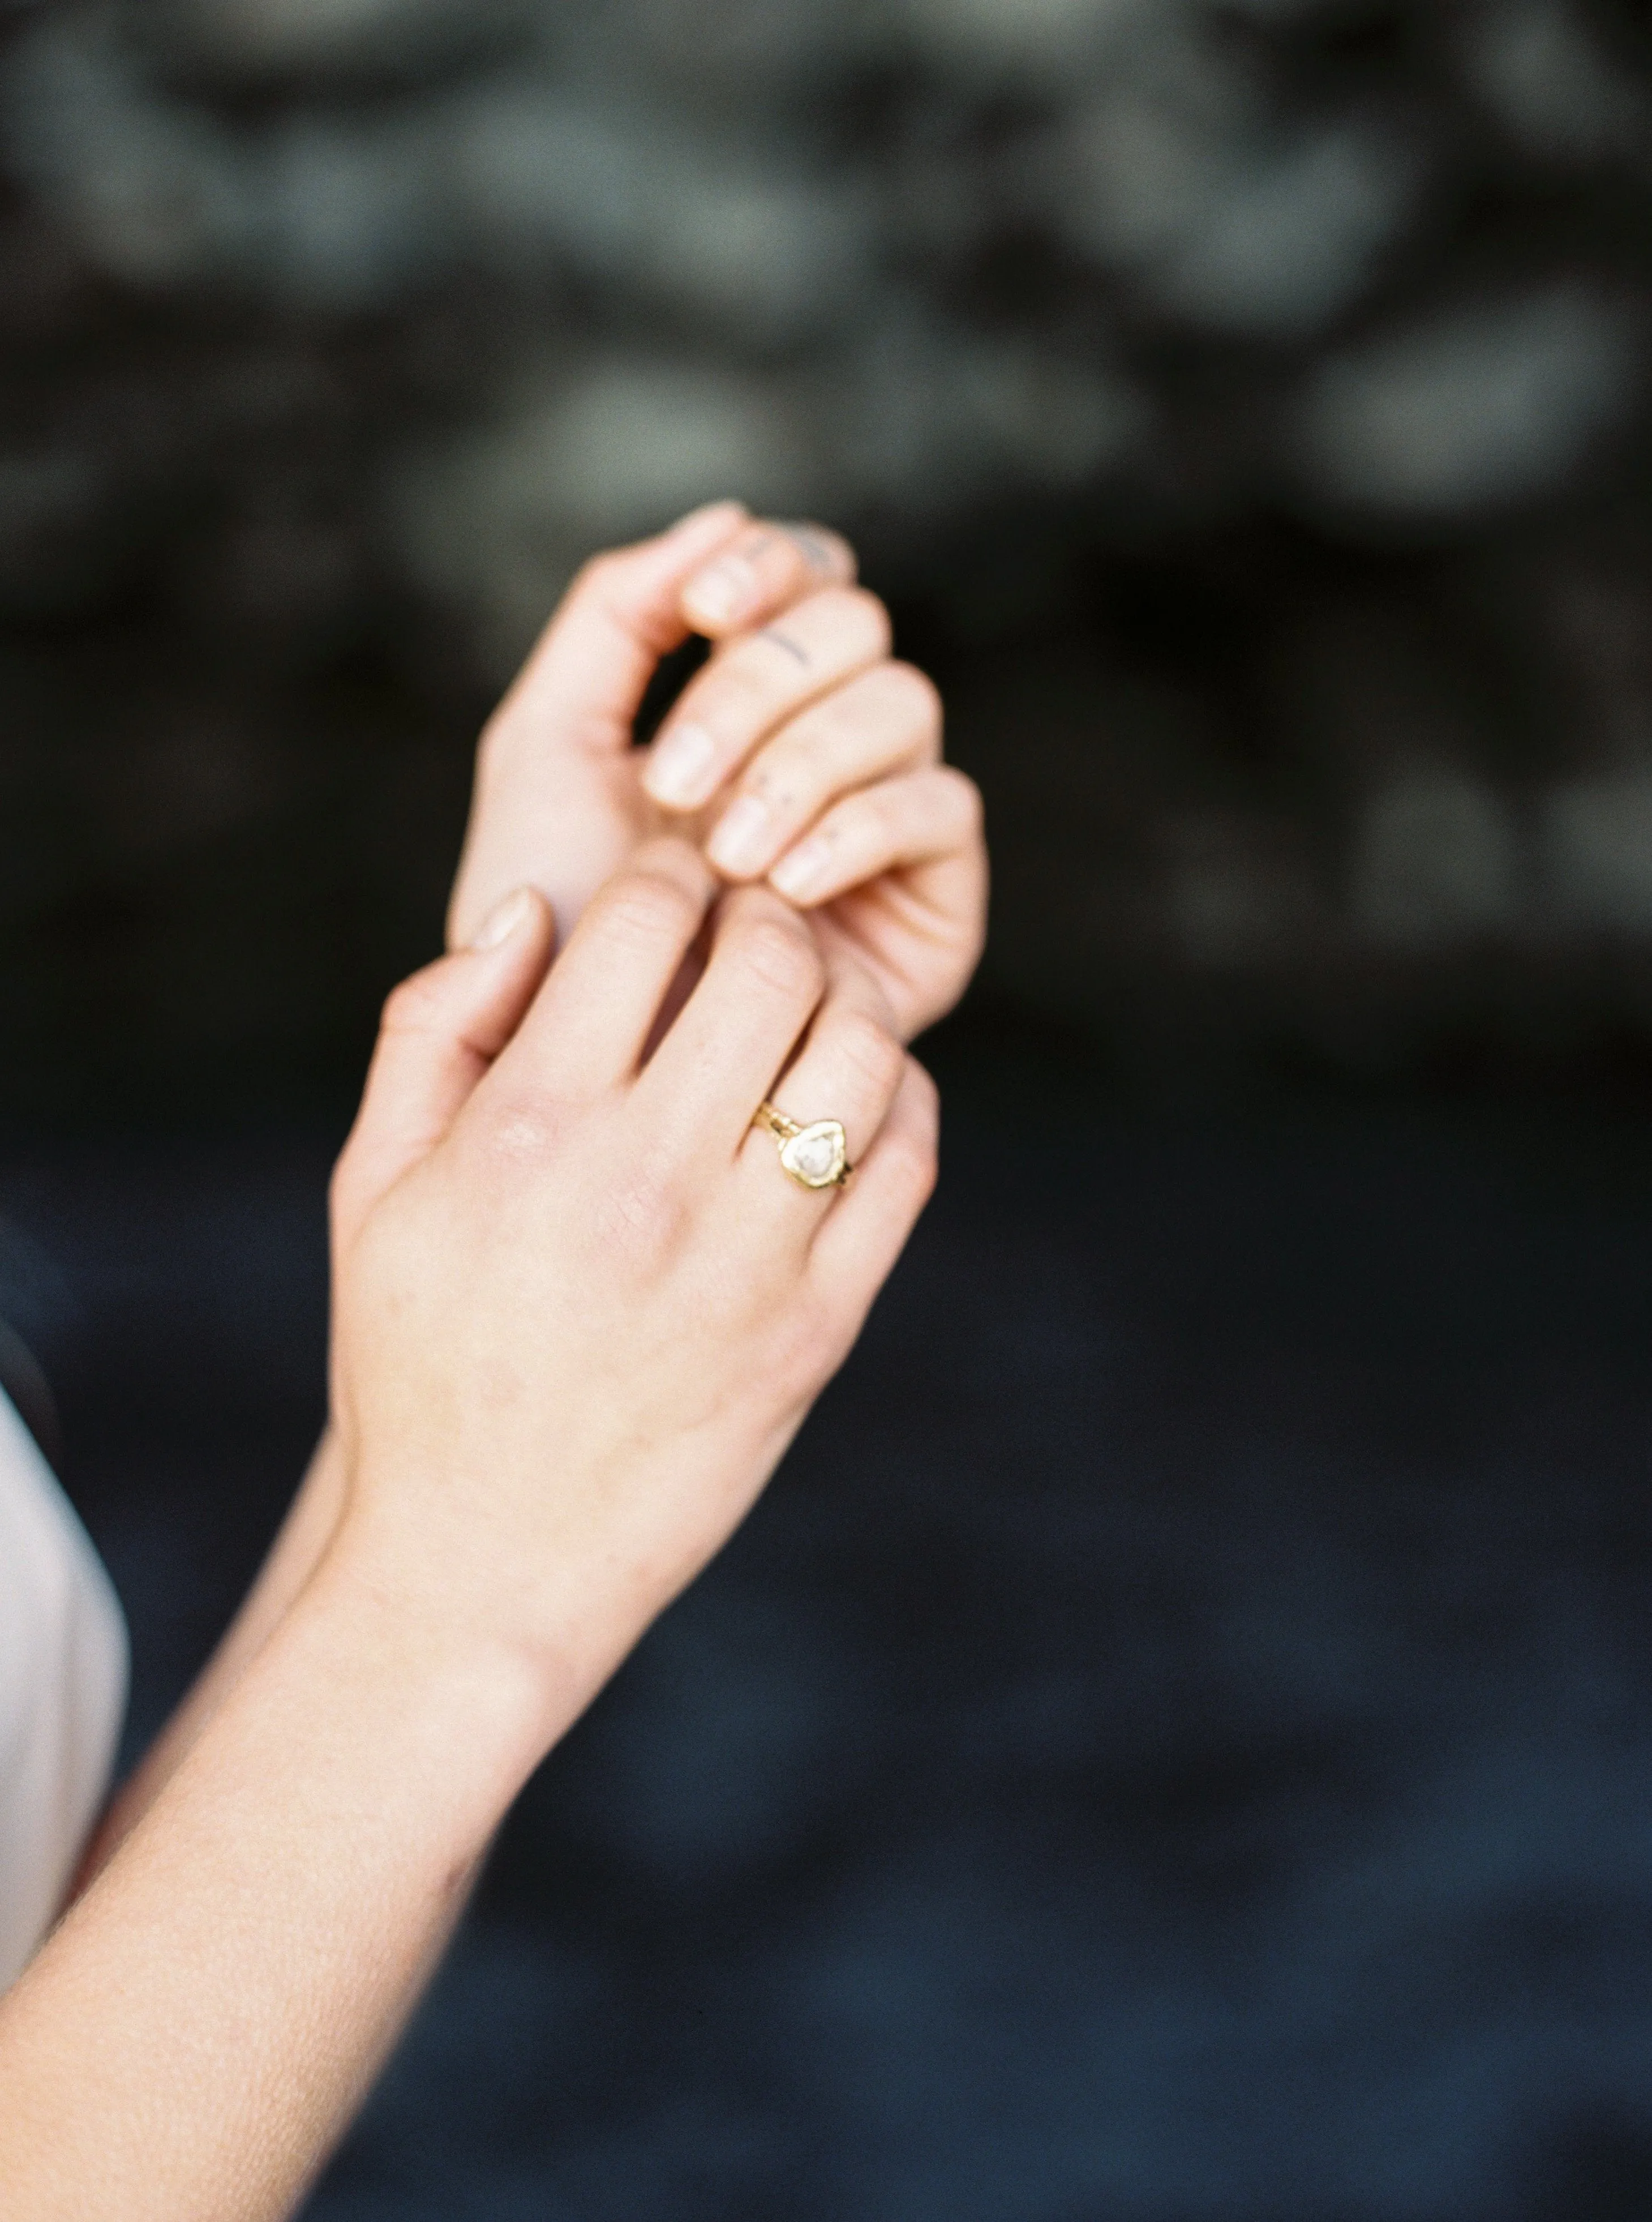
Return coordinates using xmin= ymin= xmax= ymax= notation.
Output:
xmin=735 ymin=954 xmax=907 ymax=1239
xmin=704 ymin=661 xmax=943 ymax=883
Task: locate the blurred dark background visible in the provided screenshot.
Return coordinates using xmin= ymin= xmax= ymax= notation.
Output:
xmin=6 ymin=1 xmax=1652 ymax=2215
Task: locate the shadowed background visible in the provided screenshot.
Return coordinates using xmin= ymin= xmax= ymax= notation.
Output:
xmin=5 ymin=2 xmax=1652 ymax=2214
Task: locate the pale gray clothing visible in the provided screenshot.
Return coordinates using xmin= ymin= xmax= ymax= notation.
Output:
xmin=0 ymin=1388 xmax=126 ymax=1991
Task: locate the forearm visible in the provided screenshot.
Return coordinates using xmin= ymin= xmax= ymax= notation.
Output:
xmin=0 ymin=1545 xmax=555 ymax=2222
xmin=77 ymin=1430 xmax=349 ymax=1889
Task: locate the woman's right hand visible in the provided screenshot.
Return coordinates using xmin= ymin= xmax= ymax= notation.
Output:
xmin=327 ymin=840 xmax=938 ymax=1715
xmin=0 ymin=845 xmax=937 ymax=2222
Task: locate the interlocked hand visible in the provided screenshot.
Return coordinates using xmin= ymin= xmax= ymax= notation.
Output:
xmin=445 ymin=503 xmax=986 ymax=1042
xmin=334 ymin=841 xmax=938 ymax=1696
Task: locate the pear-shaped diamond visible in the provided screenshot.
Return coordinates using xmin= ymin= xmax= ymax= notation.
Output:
xmin=779 ymin=1119 xmax=848 ymax=1189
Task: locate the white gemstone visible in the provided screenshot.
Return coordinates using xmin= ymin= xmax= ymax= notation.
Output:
xmin=793 ymin=1134 xmax=837 ymax=1179
xmin=780 ymin=1121 xmax=846 ymax=1187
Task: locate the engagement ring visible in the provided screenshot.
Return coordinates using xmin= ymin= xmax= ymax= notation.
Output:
xmin=752 ymin=1102 xmax=852 ymax=1192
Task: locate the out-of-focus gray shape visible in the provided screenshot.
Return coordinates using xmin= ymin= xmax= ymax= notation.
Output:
xmin=894 ymin=0 xmax=1144 ymax=81
xmin=0 ymin=451 xmax=116 ymax=613
xmin=3 ymin=15 xmax=876 ymax=331
xmin=1458 ymin=0 xmax=1649 ymax=165
xmin=834 ymin=314 xmax=1152 ymax=514
xmin=1215 ymin=0 xmax=1378 ymax=19
xmin=2 ymin=15 xmax=262 ymax=285
xmin=1542 ymin=770 xmax=1652 ymax=934
xmin=443 ymin=91 xmax=876 ymax=342
xmin=1052 ymin=22 xmax=1426 ymax=337
xmin=260 ymin=113 xmax=448 ymax=308
xmin=1165 ymin=810 xmax=1319 ymax=968
xmin=5 ymin=16 xmax=448 ymax=311
xmin=553 ymin=0 xmax=869 ymax=105
xmin=141 ymin=0 xmax=521 ymax=76
xmin=388 ymin=360 xmax=819 ymax=671
xmin=1290 ymin=284 xmax=1645 ymax=518
xmin=1351 ymin=770 xmax=1524 ymax=950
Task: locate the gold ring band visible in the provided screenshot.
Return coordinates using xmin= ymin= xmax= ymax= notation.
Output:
xmin=753 ymin=1101 xmax=853 ymax=1191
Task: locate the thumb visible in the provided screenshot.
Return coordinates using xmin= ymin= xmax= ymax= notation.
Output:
xmin=489 ymin=499 xmax=750 ymax=758
xmin=333 ymin=888 xmax=555 ymax=1246
xmin=445 ymin=502 xmax=750 ymax=953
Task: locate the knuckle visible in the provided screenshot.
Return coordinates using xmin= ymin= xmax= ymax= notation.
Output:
xmin=685 ymin=660 xmax=770 ymax=740
xmin=866 ymin=780 xmax=905 ymax=839
xmin=837 ymin=586 xmax=894 ymax=656
xmin=715 ymin=657 xmax=779 ymax=719
xmin=825 ymin=525 xmax=860 ymax=572
xmin=593 ymin=869 xmax=698 ymax=953
xmin=942 ymin=767 xmax=986 ymax=838
xmin=753 ymin=722 xmax=826 ymax=794
xmin=907 ymin=1059 xmax=942 ymax=1128
xmin=630 ymin=832 xmax=711 ymax=887
xmin=472 ymin=1089 xmax=566 ymax=1176
xmin=574 ymin=546 xmax=677 ymax=652
xmin=835 ymin=1009 xmax=906 ymax=1100
xmin=887 ymin=1097 xmax=941 ymax=1200
xmin=378 ymin=965 xmax=446 ymax=1039
xmin=901 ymin=1131 xmax=942 ymax=1205
xmin=879 ymin=660 xmax=944 ymax=738
xmin=735 ymin=912 xmax=826 ymax=1002
xmin=570 ymin=548 xmax=623 ymax=605
xmin=580 ymin=545 xmax=633 ymax=595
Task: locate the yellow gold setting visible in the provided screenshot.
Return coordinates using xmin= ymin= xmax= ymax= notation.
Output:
xmin=752 ymin=1101 xmax=852 ymax=1191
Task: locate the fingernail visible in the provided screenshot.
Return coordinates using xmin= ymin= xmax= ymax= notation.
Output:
xmin=669 ymin=498 xmax=746 ymax=538
xmin=471 ymin=887 xmax=534 ymax=951
xmin=780 ymin=521 xmax=835 ymax=574
xmin=770 ymin=835 xmax=833 ymax=901
xmin=682 ymin=555 xmax=757 ymax=629
xmin=645 ymin=721 xmax=719 ymax=808
xmin=707 ymin=794 xmax=773 ymax=876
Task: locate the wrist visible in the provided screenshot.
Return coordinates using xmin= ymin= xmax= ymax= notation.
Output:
xmin=304 ymin=1487 xmax=603 ymax=1780
xmin=320 ymin=1419 xmax=679 ymax=1746
xmin=289 ymin=1527 xmax=565 ymax=1830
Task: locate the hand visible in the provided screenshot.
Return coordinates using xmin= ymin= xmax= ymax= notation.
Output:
xmin=445 ymin=504 xmax=986 ymax=1043
xmin=329 ymin=844 xmax=938 ymax=1702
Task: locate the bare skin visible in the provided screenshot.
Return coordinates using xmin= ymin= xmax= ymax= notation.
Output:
xmin=0 ymin=514 xmax=985 ymax=2215
xmin=449 ymin=501 xmax=988 ymax=1042
xmin=81 ymin=503 xmax=987 ymax=1884
xmin=0 ymin=845 xmax=940 ymax=2221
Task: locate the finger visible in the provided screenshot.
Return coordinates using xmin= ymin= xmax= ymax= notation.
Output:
xmin=733 ymin=954 xmax=907 ymax=1238
xmin=494 ymin=840 xmax=715 ymax=1097
xmin=487 ymin=499 xmax=751 ymax=755
xmin=704 ymin=661 xmax=943 ymax=883
xmin=635 ymin=883 xmax=827 ymax=1155
xmin=808 ymin=1056 xmax=941 ymax=1288
xmin=448 ymin=500 xmax=749 ymax=950
xmin=680 ymin=520 xmax=857 ymax=636
xmin=642 ymin=587 xmax=893 ymax=814
xmin=334 ymin=889 xmax=556 ymax=1243
xmin=768 ymin=765 xmax=985 ymax=907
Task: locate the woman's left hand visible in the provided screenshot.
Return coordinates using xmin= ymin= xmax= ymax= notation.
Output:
xmin=445 ymin=504 xmax=986 ymax=1043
